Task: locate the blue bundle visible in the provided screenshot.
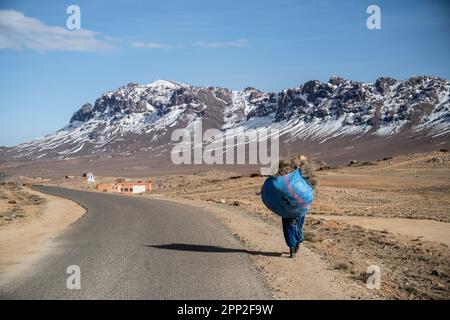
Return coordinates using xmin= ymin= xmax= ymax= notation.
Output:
xmin=261 ymin=169 xmax=314 ymax=218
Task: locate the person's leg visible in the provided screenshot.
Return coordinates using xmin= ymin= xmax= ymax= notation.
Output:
xmin=294 ymin=214 xmax=306 ymax=253
xmin=282 ymin=218 xmax=298 ymax=257
xmin=297 ymin=214 xmax=306 ymax=243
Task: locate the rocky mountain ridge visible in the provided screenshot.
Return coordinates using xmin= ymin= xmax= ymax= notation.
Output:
xmin=5 ymin=76 xmax=449 ymax=162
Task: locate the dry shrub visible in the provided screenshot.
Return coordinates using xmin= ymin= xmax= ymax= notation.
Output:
xmin=275 ymin=155 xmax=318 ymax=188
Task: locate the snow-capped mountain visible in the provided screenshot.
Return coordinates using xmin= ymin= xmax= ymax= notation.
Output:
xmin=6 ymin=76 xmax=450 ymax=163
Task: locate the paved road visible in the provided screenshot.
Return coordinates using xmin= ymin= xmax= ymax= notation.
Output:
xmin=0 ymin=186 xmax=271 ymax=299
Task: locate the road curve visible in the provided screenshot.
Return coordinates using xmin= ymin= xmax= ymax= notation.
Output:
xmin=0 ymin=186 xmax=271 ymax=299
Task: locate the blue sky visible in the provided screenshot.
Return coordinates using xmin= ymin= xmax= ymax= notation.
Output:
xmin=0 ymin=0 xmax=449 ymax=146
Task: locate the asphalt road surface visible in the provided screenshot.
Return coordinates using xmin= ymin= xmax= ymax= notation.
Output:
xmin=0 ymin=186 xmax=271 ymax=299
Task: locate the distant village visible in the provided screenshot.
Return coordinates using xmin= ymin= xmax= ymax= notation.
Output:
xmin=76 ymin=172 xmax=152 ymax=194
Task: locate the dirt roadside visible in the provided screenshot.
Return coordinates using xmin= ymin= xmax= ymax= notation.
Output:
xmin=314 ymin=215 xmax=450 ymax=246
xmin=0 ymin=187 xmax=85 ymax=283
xmin=146 ymin=195 xmax=377 ymax=299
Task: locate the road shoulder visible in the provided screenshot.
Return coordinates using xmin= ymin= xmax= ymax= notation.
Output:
xmin=0 ymin=187 xmax=85 ymax=284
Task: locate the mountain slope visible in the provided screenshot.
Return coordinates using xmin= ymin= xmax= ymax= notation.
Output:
xmin=3 ymin=76 xmax=450 ymax=168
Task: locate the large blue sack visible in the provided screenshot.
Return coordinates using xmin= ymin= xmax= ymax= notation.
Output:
xmin=261 ymin=169 xmax=314 ymax=218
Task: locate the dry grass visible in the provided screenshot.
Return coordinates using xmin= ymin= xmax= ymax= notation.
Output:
xmin=0 ymin=182 xmax=46 ymax=226
xmin=304 ymin=218 xmax=449 ymax=299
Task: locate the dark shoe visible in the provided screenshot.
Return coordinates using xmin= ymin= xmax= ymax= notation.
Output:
xmin=294 ymin=242 xmax=300 ymax=254
xmin=289 ymin=247 xmax=296 ymax=258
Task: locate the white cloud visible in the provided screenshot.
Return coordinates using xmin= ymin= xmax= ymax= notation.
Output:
xmin=131 ymin=41 xmax=169 ymax=49
xmin=130 ymin=39 xmax=249 ymax=50
xmin=194 ymin=38 xmax=249 ymax=48
xmin=0 ymin=10 xmax=115 ymax=52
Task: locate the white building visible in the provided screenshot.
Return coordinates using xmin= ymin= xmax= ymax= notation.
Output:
xmin=87 ymin=172 xmax=95 ymax=183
